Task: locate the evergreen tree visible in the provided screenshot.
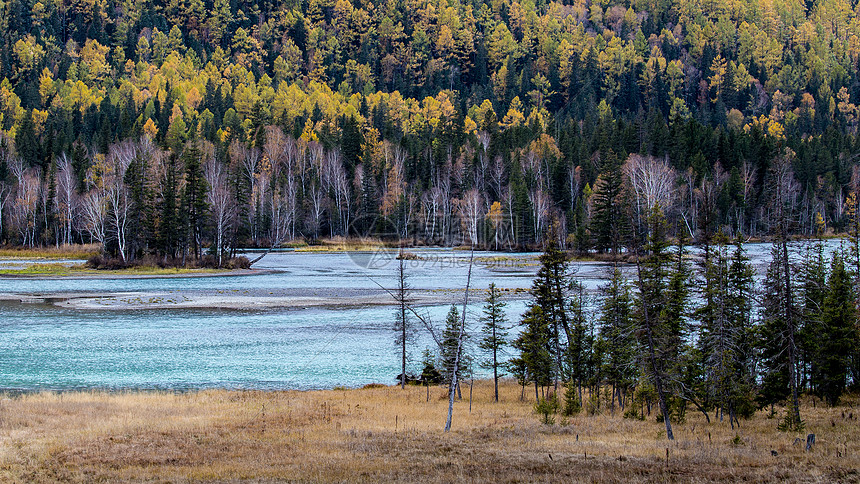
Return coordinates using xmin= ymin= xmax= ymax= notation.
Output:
xmin=479 ymin=283 xmax=509 ymax=402
xmin=815 ymin=252 xmax=857 ymax=406
xmin=441 ymin=305 xmax=470 ymax=397
xmin=599 ymin=266 xmax=638 ymax=411
xmin=513 ymin=305 xmax=554 ymax=401
xmin=565 ymin=280 xmax=591 ymax=405
xmin=419 ymin=348 xmax=442 ymax=386
xmin=15 ymin=110 xmax=41 ymax=168
xmin=158 ymin=153 xmax=181 ymax=259
xmin=633 ymin=205 xmax=680 ymax=440
xmin=181 ymin=140 xmax=208 ymax=261
xmin=124 ymin=149 xmax=152 ymax=260
xmin=590 ymin=150 xmax=628 ymax=256
xmin=724 ymin=237 xmax=758 ymax=420
xmin=798 ymin=240 xmax=827 ymax=393
xmin=758 ymin=243 xmax=800 ymax=428
xmin=529 ymin=229 xmax=572 ymax=391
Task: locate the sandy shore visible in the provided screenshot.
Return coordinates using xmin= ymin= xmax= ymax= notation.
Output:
xmin=0 ymin=286 xmax=528 ymax=310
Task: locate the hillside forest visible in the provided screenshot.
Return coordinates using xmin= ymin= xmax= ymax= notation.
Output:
xmin=1 ymin=0 xmax=860 ymax=261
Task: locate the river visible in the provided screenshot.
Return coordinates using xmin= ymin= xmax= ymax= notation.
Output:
xmin=0 ymin=240 xmax=846 ymax=391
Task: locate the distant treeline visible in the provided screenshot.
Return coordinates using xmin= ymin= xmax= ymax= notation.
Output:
xmin=0 ymin=0 xmax=860 ymax=261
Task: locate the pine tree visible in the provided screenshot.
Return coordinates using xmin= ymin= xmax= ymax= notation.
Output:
xmin=181 ymin=140 xmax=208 ymax=261
xmin=758 ymin=243 xmax=801 ymax=429
xmin=158 ymin=153 xmax=180 ymax=259
xmin=798 ymin=240 xmax=827 ymax=394
xmin=479 ymin=283 xmax=509 ymax=402
xmin=394 ymin=249 xmax=414 ymax=388
xmin=441 ymin=305 xmax=471 ymax=398
xmin=590 ymin=150 xmax=628 ymax=256
xmin=124 ymin=149 xmax=152 ymax=260
xmin=513 ymin=305 xmax=554 ymax=401
xmin=815 ymin=252 xmax=857 ymax=406
xmin=633 ymin=205 xmax=680 ymax=440
xmin=529 ymin=229 xmax=572 ymax=391
xmin=565 ymin=280 xmax=591 ymax=406
xmin=724 ymin=237 xmax=758 ymax=421
xmin=599 ymin=266 xmax=638 ymax=411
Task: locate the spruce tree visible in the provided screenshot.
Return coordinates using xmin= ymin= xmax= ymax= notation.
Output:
xmin=758 ymin=243 xmax=802 ymax=430
xmin=513 ymin=305 xmax=554 ymax=401
xmin=724 ymin=236 xmax=758 ymax=420
xmin=182 ymin=140 xmax=208 ymax=261
xmin=599 ymin=266 xmax=638 ymax=411
xmin=529 ymin=229 xmax=572 ymax=391
xmin=565 ymin=280 xmax=591 ymax=406
xmin=441 ymin=305 xmax=470 ymax=397
xmin=815 ymin=252 xmax=857 ymax=406
xmin=590 ymin=150 xmax=628 ymax=256
xmin=798 ymin=240 xmax=827 ymax=394
xmin=479 ymin=283 xmax=509 ymax=402
xmin=633 ymin=205 xmax=680 ymax=440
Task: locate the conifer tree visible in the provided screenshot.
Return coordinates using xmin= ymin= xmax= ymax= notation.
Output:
xmin=590 ymin=150 xmax=628 ymax=256
xmin=182 ymin=140 xmax=208 ymax=261
xmin=565 ymin=280 xmax=591 ymax=405
xmin=758 ymin=245 xmax=791 ymax=403
xmin=479 ymin=283 xmax=509 ymax=402
xmin=599 ymin=266 xmax=638 ymax=411
xmin=633 ymin=205 xmax=678 ymax=440
xmin=815 ymin=252 xmax=857 ymax=406
xmin=441 ymin=305 xmax=470 ymax=394
xmin=724 ymin=237 xmax=758 ymax=421
xmin=764 ymin=152 xmax=802 ymax=431
xmin=158 ymin=153 xmax=180 ymax=259
xmin=513 ymin=305 xmax=554 ymax=401
xmin=529 ymin=228 xmax=572 ymax=391
xmin=799 ymin=240 xmax=827 ymax=393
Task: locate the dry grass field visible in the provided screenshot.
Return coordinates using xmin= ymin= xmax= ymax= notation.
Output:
xmin=0 ymin=244 xmax=100 ymax=260
xmin=1 ymin=380 xmax=858 ymax=483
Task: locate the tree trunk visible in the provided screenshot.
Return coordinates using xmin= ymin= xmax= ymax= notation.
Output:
xmin=445 ymin=250 xmax=474 ymax=432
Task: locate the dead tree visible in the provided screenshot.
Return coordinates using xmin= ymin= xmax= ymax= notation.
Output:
xmin=445 ymin=249 xmax=475 ymax=432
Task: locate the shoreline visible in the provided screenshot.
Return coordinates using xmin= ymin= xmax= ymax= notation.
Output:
xmin=0 ymin=267 xmax=272 ymax=280
xmin=0 ymin=287 xmax=529 ymax=311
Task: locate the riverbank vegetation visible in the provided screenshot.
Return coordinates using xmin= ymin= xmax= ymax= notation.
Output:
xmin=0 ymin=381 xmax=857 ymax=482
xmin=0 ymin=243 xmax=99 ymax=260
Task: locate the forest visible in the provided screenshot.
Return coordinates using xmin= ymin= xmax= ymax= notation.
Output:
xmin=443 ymin=221 xmax=860 ymax=439
xmin=0 ymin=0 xmax=860 ymax=261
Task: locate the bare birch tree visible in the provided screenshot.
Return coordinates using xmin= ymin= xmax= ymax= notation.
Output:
xmin=204 ymin=152 xmax=235 ymax=267
xmin=623 ymin=154 xmax=676 ymax=229
xmin=9 ymin=157 xmax=41 ymax=247
xmin=458 ymin=189 xmax=484 ymax=246
xmin=55 ymin=153 xmax=78 ymax=245
xmin=529 ymin=187 xmax=551 ymax=243
xmin=230 ymin=140 xmax=261 ymax=243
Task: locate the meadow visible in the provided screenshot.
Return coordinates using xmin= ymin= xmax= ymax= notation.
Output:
xmin=0 ymin=380 xmax=857 ymax=483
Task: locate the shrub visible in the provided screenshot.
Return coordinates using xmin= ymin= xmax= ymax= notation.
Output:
xmin=535 ymin=393 xmax=559 ymax=425
xmin=562 ymin=381 xmax=581 ymax=417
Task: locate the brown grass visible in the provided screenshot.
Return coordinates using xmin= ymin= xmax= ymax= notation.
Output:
xmin=0 ymin=244 xmax=100 ymax=260
xmin=1 ymin=381 xmax=858 ymax=483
